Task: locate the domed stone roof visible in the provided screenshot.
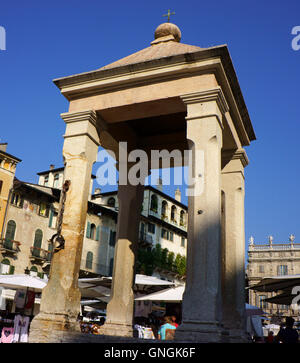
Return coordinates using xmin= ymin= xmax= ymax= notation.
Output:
xmin=98 ymin=23 xmax=202 ymax=71
xmin=154 ymin=22 xmax=181 ymax=43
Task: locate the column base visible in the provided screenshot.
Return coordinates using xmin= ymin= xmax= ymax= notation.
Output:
xmin=29 ymin=312 xmax=80 ymax=343
xmin=175 ymin=321 xmax=229 ymax=343
xmin=99 ymin=322 xmax=134 ymax=338
xmin=225 ymin=328 xmax=250 ymax=343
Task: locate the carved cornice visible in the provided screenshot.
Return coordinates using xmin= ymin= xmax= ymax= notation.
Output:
xmin=61 ymin=110 xmax=100 ymax=146
xmin=180 ymin=87 xmax=229 ymax=115
xmin=60 ymin=110 xmax=97 ymax=127
xmin=223 ymin=148 xmax=249 ymax=168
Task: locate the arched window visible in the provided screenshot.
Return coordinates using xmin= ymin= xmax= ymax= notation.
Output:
xmin=180 ymin=210 xmax=185 ymax=226
xmin=161 ymin=200 xmax=168 ymax=220
xmin=107 ymin=197 xmax=115 ymax=208
xmin=32 ymin=229 xmax=43 ymax=257
xmin=171 ymin=205 xmax=177 ymax=222
xmin=53 ymin=174 xmax=60 ymax=188
xmin=150 ymin=194 xmax=158 ymax=212
xmin=0 ymin=258 xmax=10 ymax=274
xmin=90 ymin=224 xmax=96 ymax=240
xmin=30 ymin=266 xmax=38 ymax=277
xmin=86 ymin=251 xmax=93 ymax=269
xmin=5 ymin=220 xmax=16 ymax=249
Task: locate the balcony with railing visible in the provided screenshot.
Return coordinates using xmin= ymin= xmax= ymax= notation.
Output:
xmin=139 ymin=231 xmax=153 ymax=247
xmin=30 ymin=246 xmax=52 ymax=263
xmin=0 ymin=238 xmax=21 ymax=254
xmin=249 ymin=243 xmax=300 ymax=251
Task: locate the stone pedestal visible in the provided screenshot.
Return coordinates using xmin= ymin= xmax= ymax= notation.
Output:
xmin=29 ymin=110 xmax=99 ymax=343
xmin=100 ymin=182 xmax=144 ymax=337
xmin=221 ymin=149 xmax=249 ymax=342
xmin=175 ymin=89 xmax=229 ymax=343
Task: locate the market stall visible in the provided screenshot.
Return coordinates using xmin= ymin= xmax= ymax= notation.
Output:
xmin=0 ymin=274 xmax=47 ymax=343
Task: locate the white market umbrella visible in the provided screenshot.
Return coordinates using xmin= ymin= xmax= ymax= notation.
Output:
xmin=135 ymin=285 xmax=184 ymax=302
xmin=135 ymin=286 xmax=266 ymax=316
xmin=78 ymin=274 xmax=174 ymax=299
xmin=79 ymin=274 xmax=174 ymax=287
xmin=0 ymin=274 xmax=47 ymax=292
xmin=134 ymin=274 xmax=175 ymax=286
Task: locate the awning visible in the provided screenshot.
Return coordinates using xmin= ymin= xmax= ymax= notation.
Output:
xmin=78 ymin=274 xmax=174 ymax=300
xmin=135 ymin=285 xmax=184 ymax=302
xmin=0 ymin=274 xmax=47 ymax=292
xmin=249 ymin=275 xmax=300 ymax=293
xmin=135 ymin=286 xmax=265 ymax=315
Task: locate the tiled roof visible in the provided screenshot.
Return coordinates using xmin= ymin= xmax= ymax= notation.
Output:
xmin=99 ymin=41 xmax=203 ymax=71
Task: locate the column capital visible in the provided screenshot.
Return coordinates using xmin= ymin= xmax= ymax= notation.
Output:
xmin=61 ymin=110 xmax=100 ymax=147
xmin=223 ymin=148 xmax=249 ymax=168
xmin=60 ymin=109 xmax=97 ymax=126
xmin=180 ymin=87 xmax=229 ymax=115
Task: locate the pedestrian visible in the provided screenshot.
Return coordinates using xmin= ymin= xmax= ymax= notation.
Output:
xmin=276 ymin=317 xmax=299 ymax=344
xmin=170 ymin=315 xmax=179 ymax=328
xmin=266 ymin=331 xmax=274 ymax=343
xmin=157 ymin=316 xmax=177 ymax=340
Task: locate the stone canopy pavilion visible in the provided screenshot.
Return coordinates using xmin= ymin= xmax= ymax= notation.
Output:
xmin=29 ymin=22 xmax=256 ymax=343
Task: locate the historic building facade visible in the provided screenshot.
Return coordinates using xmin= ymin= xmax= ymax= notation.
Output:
xmin=0 ymin=162 xmax=187 ymax=281
xmin=0 ymin=143 xmax=21 ymax=238
xmin=247 ymin=235 xmax=300 ymax=321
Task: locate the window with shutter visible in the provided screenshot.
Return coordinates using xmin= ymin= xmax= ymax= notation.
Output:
xmin=90 ymin=224 xmax=96 ymax=240
xmin=48 ymin=208 xmax=54 ymax=227
xmin=0 ymin=259 xmax=10 ymax=274
xmin=86 ymin=222 xmax=91 ymax=238
xmin=47 ymin=243 xmax=54 ymax=261
xmin=86 ymin=252 xmax=93 ymax=269
xmin=33 ymin=229 xmax=43 ymax=257
xmin=5 ymin=220 xmax=16 ymax=249
xmin=30 ymin=266 xmax=38 ymax=276
xmin=109 ymin=231 xmax=116 ymax=247
xmin=96 ymin=226 xmax=100 ymax=241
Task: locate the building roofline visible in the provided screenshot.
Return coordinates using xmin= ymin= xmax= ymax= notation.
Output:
xmin=93 ymin=185 xmax=187 ymax=209
xmin=37 ymin=166 xmax=96 ymax=179
xmin=13 ymin=180 xmax=60 ymax=201
xmin=0 ymin=150 xmax=22 ymax=163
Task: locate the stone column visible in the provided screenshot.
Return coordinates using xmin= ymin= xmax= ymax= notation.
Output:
xmin=175 ymin=88 xmax=229 ymax=343
xmin=221 ymin=149 xmax=249 ymax=342
xmin=100 ymin=181 xmax=144 ymax=337
xmin=29 ymin=110 xmax=99 ymax=343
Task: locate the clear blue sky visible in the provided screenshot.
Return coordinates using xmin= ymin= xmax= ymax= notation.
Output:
xmin=1 ymin=0 xmax=299 ymax=249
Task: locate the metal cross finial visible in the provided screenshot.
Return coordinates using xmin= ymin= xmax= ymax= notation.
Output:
xmin=163 ymin=9 xmax=175 ymax=23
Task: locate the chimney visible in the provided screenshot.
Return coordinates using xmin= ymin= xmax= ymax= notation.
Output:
xmin=175 ymin=188 xmax=181 ymax=202
xmin=0 ymin=143 xmax=7 ymax=152
xmin=156 ymin=178 xmax=163 ymax=192
xmin=49 ymin=164 xmax=55 ymax=170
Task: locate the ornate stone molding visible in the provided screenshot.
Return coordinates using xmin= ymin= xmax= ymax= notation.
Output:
xmin=60 ymin=110 xmax=97 ymax=127
xmin=180 ymin=87 xmax=229 ymax=115
xmin=223 ymin=148 xmax=249 ymax=168
xmin=61 ymin=110 xmax=100 ymax=146
xmin=232 ymin=149 xmax=249 ymax=168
